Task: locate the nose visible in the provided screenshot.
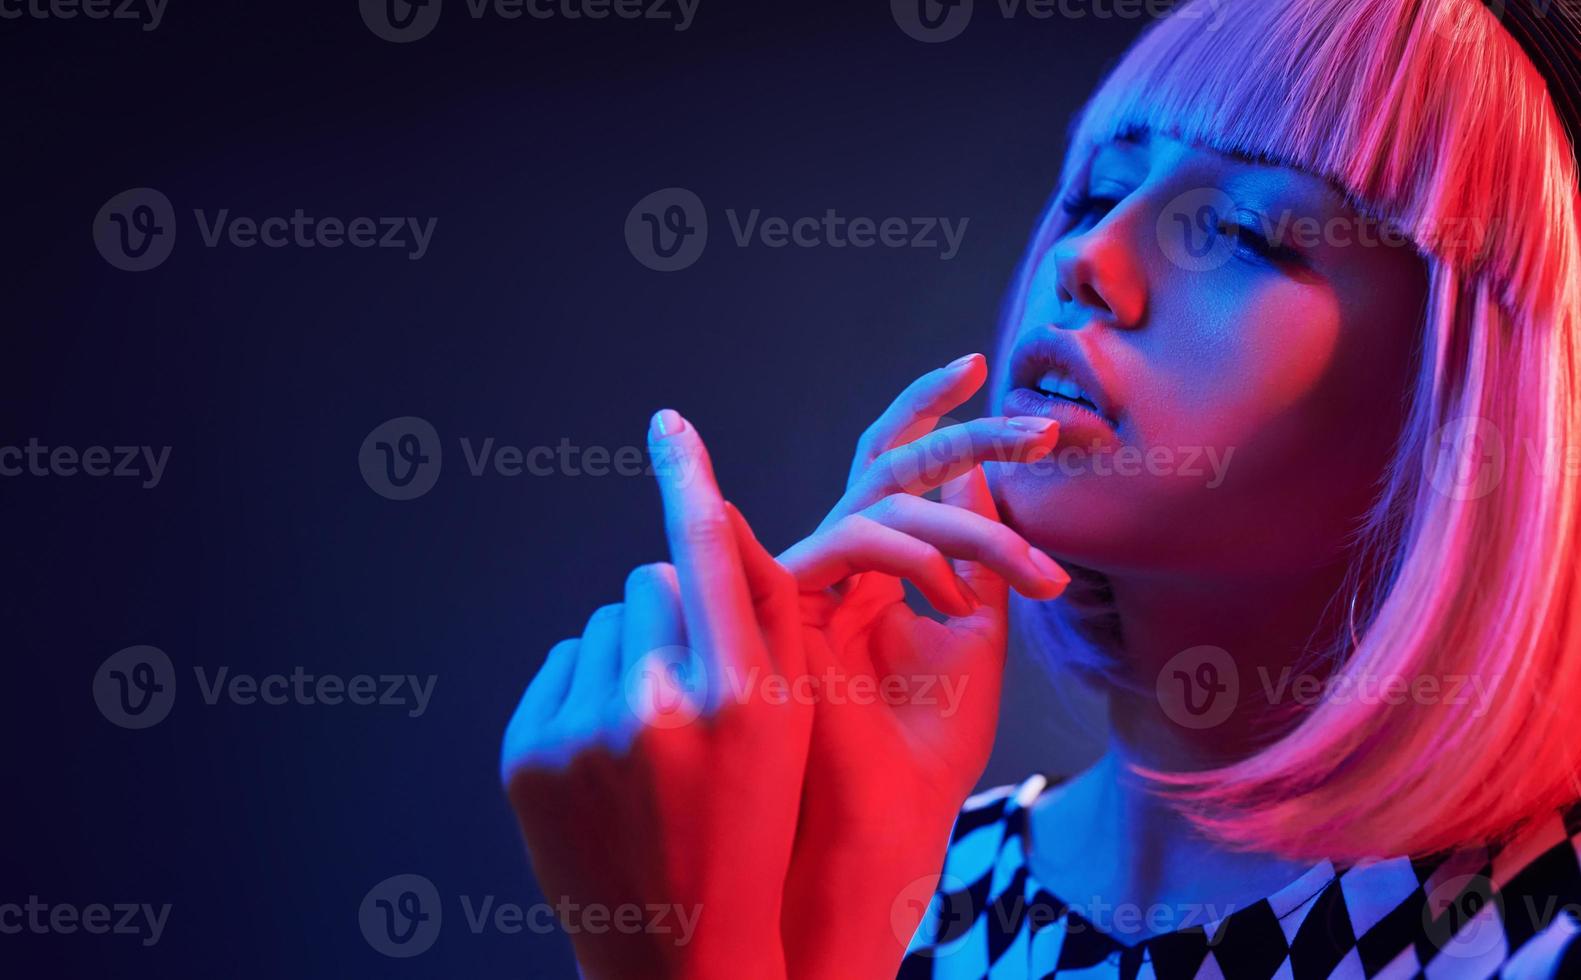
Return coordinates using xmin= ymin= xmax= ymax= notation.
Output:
xmin=1048 ymin=206 xmax=1147 ymax=330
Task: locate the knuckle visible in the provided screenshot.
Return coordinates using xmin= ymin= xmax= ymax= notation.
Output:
xmin=839 ymin=512 xmax=882 ymax=541
xmin=864 ymin=493 xmax=903 ymax=523
xmin=587 ymin=603 xmax=624 ymax=628
xmin=767 ymin=563 xmax=799 ymax=600
xmin=676 ymin=510 xmax=734 ymax=549
xmin=984 ymin=526 xmax=1025 ymax=562
xmin=884 ymin=491 xmax=923 ymax=515
xmin=871 ymin=443 xmax=902 ymax=473
xmin=624 ymin=562 xmax=675 ymax=594
xmin=919 ymin=547 xmax=953 ymax=577
xmin=854 ymin=425 xmax=881 ymax=458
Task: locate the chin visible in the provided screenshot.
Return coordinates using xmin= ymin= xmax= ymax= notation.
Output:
xmin=985 ymin=460 xmax=1201 ymax=573
xmin=987 ymin=459 xmax=1116 ymax=562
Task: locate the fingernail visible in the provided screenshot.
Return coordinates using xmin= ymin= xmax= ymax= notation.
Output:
xmin=650 ymin=408 xmax=687 ymax=439
xmin=946 ymin=352 xmax=981 ymax=371
xmin=1027 ymin=548 xmax=1070 ymax=586
xmin=957 ymin=577 xmax=983 ymax=607
xmin=1007 ymin=416 xmax=1057 ymax=432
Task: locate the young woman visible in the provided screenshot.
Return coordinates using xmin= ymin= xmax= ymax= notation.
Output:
xmin=500 ymin=0 xmax=1581 ymax=976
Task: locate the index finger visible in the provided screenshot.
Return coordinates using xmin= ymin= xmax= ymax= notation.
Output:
xmin=647 ymin=408 xmax=772 ymax=698
xmin=854 ymin=415 xmax=1058 ymax=502
xmin=849 ymin=352 xmax=988 ymax=486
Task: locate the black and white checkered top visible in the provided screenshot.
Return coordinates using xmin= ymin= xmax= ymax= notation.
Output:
xmin=899 ymin=773 xmax=1581 ymax=979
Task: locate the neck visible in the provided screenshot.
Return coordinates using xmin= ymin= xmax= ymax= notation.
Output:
xmin=1025 ymin=558 xmax=1355 ymax=921
xmin=1098 ymin=557 xmax=1354 ymax=771
xmin=1036 ymin=742 xmax=1320 ymax=923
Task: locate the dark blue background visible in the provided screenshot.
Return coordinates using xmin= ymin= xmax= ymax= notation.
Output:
xmin=2 ymin=1 xmax=1141 ymax=974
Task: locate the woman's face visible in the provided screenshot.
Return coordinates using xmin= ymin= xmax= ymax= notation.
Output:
xmin=987 ymin=130 xmax=1428 ymax=576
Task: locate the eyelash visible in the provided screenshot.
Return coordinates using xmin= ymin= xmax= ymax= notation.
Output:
xmin=1222 ymin=213 xmax=1304 ymax=264
xmin=1060 ymin=192 xmax=1116 ymax=223
xmin=1058 ymin=192 xmax=1307 ymax=267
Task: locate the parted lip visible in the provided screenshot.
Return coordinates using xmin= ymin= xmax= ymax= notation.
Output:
xmin=1007 ymin=332 xmax=1121 ymax=425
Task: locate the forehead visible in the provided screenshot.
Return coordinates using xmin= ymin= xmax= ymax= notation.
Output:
xmin=1089 ymin=127 xmax=1351 ymax=215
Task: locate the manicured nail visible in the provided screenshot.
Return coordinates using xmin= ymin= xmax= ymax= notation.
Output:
xmin=650 ymin=408 xmax=687 ymax=439
xmin=1027 ymin=548 xmax=1070 ymax=586
xmin=946 ymin=352 xmax=981 ymax=371
xmin=1007 ymin=416 xmax=1057 ymax=432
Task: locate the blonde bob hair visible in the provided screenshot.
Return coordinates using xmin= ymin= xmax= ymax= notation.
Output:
xmin=995 ymin=0 xmax=1581 ymax=862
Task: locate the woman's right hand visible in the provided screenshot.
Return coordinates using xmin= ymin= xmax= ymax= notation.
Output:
xmin=774 ymin=353 xmax=1071 ymax=977
xmin=501 ymin=410 xmax=812 ymax=980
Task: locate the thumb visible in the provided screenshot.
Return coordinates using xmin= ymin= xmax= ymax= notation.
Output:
xmin=722 ymin=500 xmax=805 ymax=680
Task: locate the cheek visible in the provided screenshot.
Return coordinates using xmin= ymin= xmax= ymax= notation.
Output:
xmin=991 ymin=282 xmax=1397 ymax=573
xmin=1134 ymin=283 xmax=1343 ymax=457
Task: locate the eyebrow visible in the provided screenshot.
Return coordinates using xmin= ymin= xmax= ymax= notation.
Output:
xmin=1110 ymin=123 xmax=1289 ymax=169
xmin=1101 ymin=123 xmax=1351 ymax=205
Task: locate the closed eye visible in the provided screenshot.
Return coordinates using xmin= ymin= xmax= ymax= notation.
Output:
xmin=1059 ymin=192 xmax=1119 ymax=226
xmin=1220 ymin=214 xmax=1306 ymax=267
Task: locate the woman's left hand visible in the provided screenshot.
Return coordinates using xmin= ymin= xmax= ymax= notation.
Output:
xmin=500 ymin=409 xmax=812 ymax=980
xmin=774 ymin=356 xmax=1070 ymax=978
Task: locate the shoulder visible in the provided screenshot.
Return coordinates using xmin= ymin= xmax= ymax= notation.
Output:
xmin=898 ymin=778 xmax=1581 ymax=978
xmin=897 ymin=775 xmax=1048 ymax=977
xmin=1441 ymin=798 xmax=1581 ymax=976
